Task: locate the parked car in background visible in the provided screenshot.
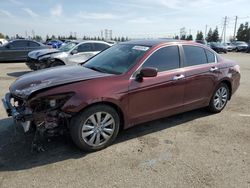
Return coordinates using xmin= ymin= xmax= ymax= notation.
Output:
xmin=0 ymin=39 xmax=8 ymax=46
xmin=61 ymin=40 xmax=77 ymax=47
xmin=2 ymin=39 xmax=240 ymax=151
xmin=26 ymin=41 xmax=111 ymax=70
xmin=209 ymin=42 xmax=227 ymax=53
xmin=222 ymin=43 xmax=235 ymax=52
xmin=105 ymin=40 xmax=117 ymax=45
xmin=195 ymin=40 xmax=207 ymax=45
xmin=246 ymin=43 xmax=250 ymax=53
xmin=46 ymin=39 xmax=63 ymax=48
xmin=0 ymin=39 xmax=49 ymax=62
xmin=232 ymin=41 xmax=248 ymax=52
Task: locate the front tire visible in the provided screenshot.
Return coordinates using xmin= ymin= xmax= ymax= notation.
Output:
xmin=208 ymin=83 xmax=229 ymax=113
xmin=70 ymin=104 xmax=120 ymax=152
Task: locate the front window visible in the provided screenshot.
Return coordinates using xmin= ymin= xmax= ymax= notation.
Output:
xmin=84 ymin=44 xmax=150 ymax=74
xmin=59 ymin=42 xmax=78 ymax=52
xmin=142 ymin=46 xmax=180 ymax=72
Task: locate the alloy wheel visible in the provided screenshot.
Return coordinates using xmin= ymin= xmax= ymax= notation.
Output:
xmin=81 ymin=112 xmax=115 ymax=147
xmin=213 ymin=86 xmax=228 ymax=110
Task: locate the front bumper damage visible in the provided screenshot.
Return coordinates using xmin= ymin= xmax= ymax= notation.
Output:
xmin=2 ymin=93 xmax=33 ymax=122
xmin=2 ymin=92 xmax=71 ymax=133
xmin=2 ymin=92 xmax=71 ymax=151
xmin=2 ymin=93 xmax=34 ymax=132
xmin=26 ymin=57 xmax=49 ymax=70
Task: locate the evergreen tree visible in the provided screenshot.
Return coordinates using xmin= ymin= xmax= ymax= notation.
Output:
xmin=186 ymin=34 xmax=193 ymax=41
xmin=180 ymin=35 xmax=186 ymax=40
xmin=236 ymin=23 xmax=244 ymax=41
xmin=196 ymin=31 xmax=204 ymax=41
xmin=0 ymin=33 xmax=4 ymax=38
xmin=211 ymin=27 xmax=219 ymax=42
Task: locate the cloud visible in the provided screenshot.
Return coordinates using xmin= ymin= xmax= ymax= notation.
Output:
xmin=76 ymin=12 xmax=118 ymax=20
xmin=9 ymin=0 xmax=22 ymax=5
xmin=0 ymin=9 xmax=14 ymax=18
xmin=22 ymin=8 xmax=39 ymax=17
xmin=128 ymin=17 xmax=153 ymax=24
xmin=50 ymin=4 xmax=62 ymax=16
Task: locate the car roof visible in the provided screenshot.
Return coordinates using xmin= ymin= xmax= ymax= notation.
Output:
xmin=122 ymin=39 xmax=193 ymax=47
xmin=78 ymin=40 xmax=111 ymax=45
xmin=9 ymin=39 xmax=41 ymax=43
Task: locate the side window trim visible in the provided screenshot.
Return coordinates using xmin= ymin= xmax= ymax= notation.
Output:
xmin=130 ymin=44 xmax=182 ymax=79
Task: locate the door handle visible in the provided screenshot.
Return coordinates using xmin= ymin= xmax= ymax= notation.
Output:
xmin=173 ymin=74 xmax=185 ymax=81
xmin=210 ymin=67 xmax=219 ymax=72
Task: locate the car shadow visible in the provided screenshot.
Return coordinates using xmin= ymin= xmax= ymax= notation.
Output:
xmin=0 ymin=108 xmax=211 ymax=172
xmin=7 ymin=71 xmax=32 ymax=77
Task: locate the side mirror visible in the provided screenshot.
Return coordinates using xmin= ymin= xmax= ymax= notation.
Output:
xmin=136 ymin=67 xmax=158 ymax=82
xmin=71 ymin=49 xmax=78 ymax=55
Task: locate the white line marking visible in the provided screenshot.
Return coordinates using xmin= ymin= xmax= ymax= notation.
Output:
xmin=239 ymin=114 xmax=250 ymax=117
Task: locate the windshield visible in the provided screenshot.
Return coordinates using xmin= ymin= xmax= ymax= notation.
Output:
xmin=59 ymin=42 xmax=78 ymax=52
xmin=83 ymin=44 xmax=150 ymax=75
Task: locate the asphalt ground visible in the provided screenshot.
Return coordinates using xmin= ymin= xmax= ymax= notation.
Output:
xmin=0 ymin=52 xmax=249 ymax=188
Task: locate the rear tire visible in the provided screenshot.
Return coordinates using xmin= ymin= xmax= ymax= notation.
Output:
xmin=70 ymin=104 xmax=120 ymax=152
xmin=208 ymin=83 xmax=229 ymax=113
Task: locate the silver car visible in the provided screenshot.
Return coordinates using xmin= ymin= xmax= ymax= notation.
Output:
xmin=26 ymin=40 xmax=111 ymax=70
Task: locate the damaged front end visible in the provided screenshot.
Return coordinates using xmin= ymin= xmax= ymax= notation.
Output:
xmin=2 ymin=91 xmax=74 ymax=137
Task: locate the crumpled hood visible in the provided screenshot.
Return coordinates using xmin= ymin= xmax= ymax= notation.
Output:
xmin=28 ymin=48 xmax=61 ymax=59
xmin=10 ymin=65 xmax=111 ymax=99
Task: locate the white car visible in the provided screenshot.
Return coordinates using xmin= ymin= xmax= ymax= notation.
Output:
xmin=26 ymin=41 xmax=111 ymax=70
xmin=0 ymin=39 xmax=8 ymax=46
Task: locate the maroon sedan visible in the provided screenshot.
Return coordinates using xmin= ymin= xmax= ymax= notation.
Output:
xmin=2 ymin=39 xmax=240 ymax=151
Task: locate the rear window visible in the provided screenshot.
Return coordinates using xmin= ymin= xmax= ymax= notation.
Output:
xmin=28 ymin=41 xmax=40 ymax=47
xmin=205 ymin=49 xmax=216 ymax=63
xmin=183 ymin=45 xmax=207 ymax=66
xmin=93 ymin=43 xmax=110 ymax=51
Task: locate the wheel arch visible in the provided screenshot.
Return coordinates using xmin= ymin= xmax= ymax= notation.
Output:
xmin=219 ymin=79 xmax=232 ymax=100
xmin=51 ymin=58 xmax=65 ymax=65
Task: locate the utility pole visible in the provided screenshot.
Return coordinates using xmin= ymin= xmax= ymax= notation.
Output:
xmin=233 ymin=16 xmax=238 ymax=41
xmin=221 ymin=16 xmax=228 ymax=43
xmin=205 ymin=25 xmax=208 ymax=40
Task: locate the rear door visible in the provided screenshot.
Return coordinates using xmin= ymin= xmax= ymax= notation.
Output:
xmin=181 ymin=45 xmax=219 ymax=108
xmin=128 ymin=45 xmax=185 ymax=125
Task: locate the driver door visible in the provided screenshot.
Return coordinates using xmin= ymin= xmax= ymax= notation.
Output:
xmin=128 ymin=45 xmax=185 ymax=125
xmin=67 ymin=43 xmax=95 ymax=64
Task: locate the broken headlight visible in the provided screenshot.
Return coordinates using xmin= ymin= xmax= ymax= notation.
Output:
xmin=29 ymin=92 xmax=74 ymax=112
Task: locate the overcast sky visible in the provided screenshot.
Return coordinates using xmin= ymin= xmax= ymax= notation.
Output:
xmin=0 ymin=0 xmax=250 ymax=39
